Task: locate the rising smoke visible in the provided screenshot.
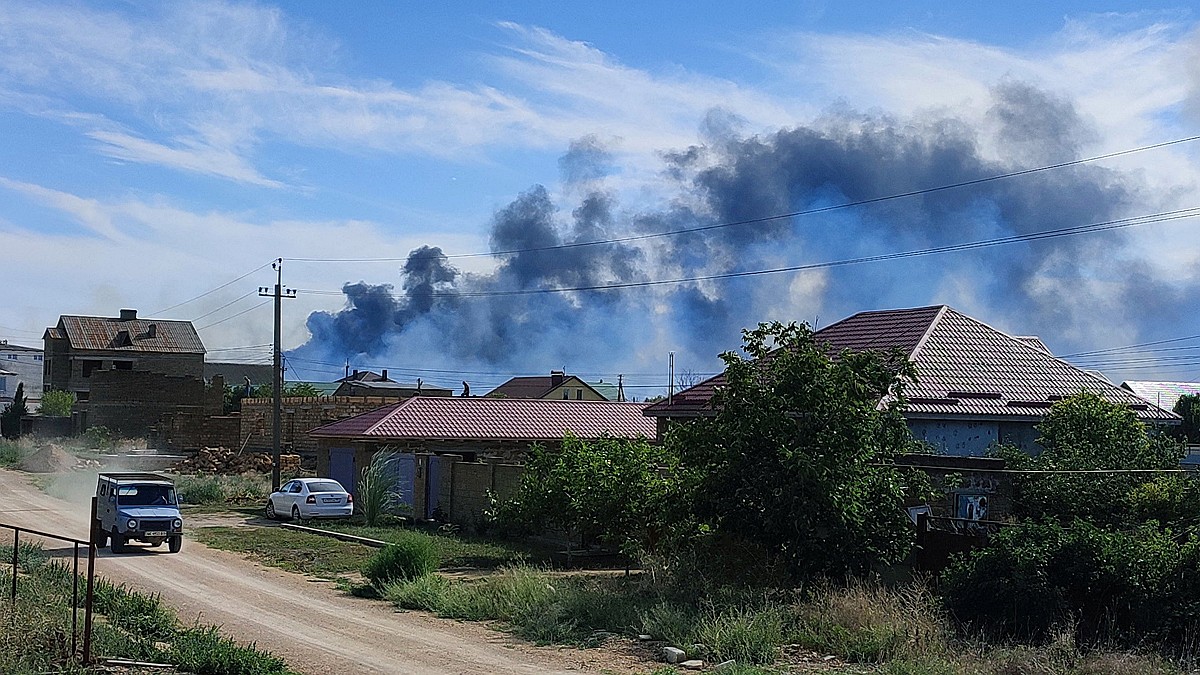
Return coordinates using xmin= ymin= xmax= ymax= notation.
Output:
xmin=290 ymin=81 xmax=1197 ymax=388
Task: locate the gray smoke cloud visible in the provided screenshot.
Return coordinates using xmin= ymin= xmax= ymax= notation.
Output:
xmin=290 ymin=81 xmax=1198 ymax=388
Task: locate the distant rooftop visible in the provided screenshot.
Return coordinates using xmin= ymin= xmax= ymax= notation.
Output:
xmin=1121 ymin=381 xmax=1200 ymax=412
xmin=46 ymin=309 xmax=204 ymax=354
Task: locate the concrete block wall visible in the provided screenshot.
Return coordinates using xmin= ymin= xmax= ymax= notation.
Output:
xmin=240 ymin=396 xmax=397 ymax=458
xmin=154 ymin=411 xmax=240 ymax=452
xmin=440 ymin=459 xmax=524 ymax=529
xmin=88 ymin=370 xmax=205 ymax=436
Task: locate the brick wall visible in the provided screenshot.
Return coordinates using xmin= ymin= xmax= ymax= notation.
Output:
xmin=240 ymin=396 xmax=399 ymax=458
xmin=153 ymin=412 xmax=241 ymax=452
xmin=88 ymin=370 xmax=205 ymax=436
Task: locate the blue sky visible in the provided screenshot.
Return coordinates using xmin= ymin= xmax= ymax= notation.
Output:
xmin=2 ymin=1 xmax=1199 ymax=393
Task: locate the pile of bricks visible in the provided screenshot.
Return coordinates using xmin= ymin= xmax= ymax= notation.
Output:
xmin=173 ymin=447 xmax=301 ymax=475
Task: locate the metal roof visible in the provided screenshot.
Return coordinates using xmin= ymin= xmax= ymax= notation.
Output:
xmin=1120 ymin=381 xmax=1200 ymax=413
xmin=50 ymin=314 xmax=204 ymax=354
xmin=0 ymin=341 xmax=42 ymax=353
xmin=311 ymin=397 xmax=656 ymax=441
xmin=646 ymin=305 xmax=1178 ymax=423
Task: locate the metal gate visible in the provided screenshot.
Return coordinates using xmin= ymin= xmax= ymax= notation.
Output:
xmin=384 ymin=453 xmax=416 ymax=509
xmin=329 ymin=447 xmax=356 ymax=497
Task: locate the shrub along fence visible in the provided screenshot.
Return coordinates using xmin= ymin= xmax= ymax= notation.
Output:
xmin=2 ymin=520 xmax=96 ymax=664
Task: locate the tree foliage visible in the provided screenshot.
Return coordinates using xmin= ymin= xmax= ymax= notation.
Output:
xmin=498 ymin=434 xmax=675 ymax=554
xmin=665 ymin=321 xmax=922 ymax=581
xmin=1001 ymin=391 xmax=1182 ymax=527
xmin=38 ymin=390 xmax=75 ymax=417
xmin=0 ymin=382 xmax=27 ymax=439
xmin=943 ymin=519 xmax=1200 ymax=645
xmin=1174 ymin=393 xmax=1200 ymax=445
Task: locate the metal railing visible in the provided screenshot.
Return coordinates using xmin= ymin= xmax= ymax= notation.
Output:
xmin=3 ymin=521 xmax=96 ymax=665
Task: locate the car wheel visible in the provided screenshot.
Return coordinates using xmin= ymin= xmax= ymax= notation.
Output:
xmin=265 ymin=500 xmax=277 ymax=520
xmin=291 ymin=505 xmax=302 ymax=522
xmin=168 ymin=536 xmax=182 ymax=554
xmin=110 ymin=529 xmax=125 ymax=554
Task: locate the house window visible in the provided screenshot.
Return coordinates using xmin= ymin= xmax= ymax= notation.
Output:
xmin=34 ymin=355 xmax=43 ymax=362
xmin=81 ymin=360 xmax=102 ymax=377
xmin=113 ymin=361 xmax=133 ymax=371
xmin=76 ymin=391 xmax=90 ymax=401
xmin=576 ymin=389 xmax=583 ymax=400
xmin=5 ymin=354 xmax=15 ymax=360
xmin=562 ymin=390 xmax=569 ymax=399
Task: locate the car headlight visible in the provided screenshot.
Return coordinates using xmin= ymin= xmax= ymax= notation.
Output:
xmin=172 ymin=519 xmax=183 ymax=530
xmin=127 ymin=519 xmax=137 ymax=530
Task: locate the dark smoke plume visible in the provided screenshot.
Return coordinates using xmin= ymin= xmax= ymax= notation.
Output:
xmin=290 ymin=82 xmax=1197 ymax=388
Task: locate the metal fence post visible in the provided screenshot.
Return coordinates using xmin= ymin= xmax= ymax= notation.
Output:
xmin=9 ymin=529 xmax=17 ymax=602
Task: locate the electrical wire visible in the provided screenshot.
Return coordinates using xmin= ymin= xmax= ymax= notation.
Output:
xmin=287 ymin=135 xmax=1200 ymax=264
xmin=151 ymin=260 xmax=275 ymax=316
xmin=196 ymin=300 xmax=271 ymax=331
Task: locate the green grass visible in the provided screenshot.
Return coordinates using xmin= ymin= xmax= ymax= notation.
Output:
xmin=175 ymin=473 xmax=272 ymax=505
xmin=0 ymin=541 xmax=295 ymax=674
xmin=315 ymin=520 xmax=541 ymax=568
xmin=193 ymin=526 xmax=372 ymax=578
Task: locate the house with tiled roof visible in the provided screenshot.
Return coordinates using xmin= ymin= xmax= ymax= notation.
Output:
xmin=646 ymin=305 xmax=1178 ymax=457
xmin=1120 ymin=381 xmax=1200 ymax=415
xmin=43 ymin=309 xmax=206 ymax=434
xmin=485 ymin=370 xmax=617 ymax=401
xmin=310 ymin=397 xmax=656 ymax=523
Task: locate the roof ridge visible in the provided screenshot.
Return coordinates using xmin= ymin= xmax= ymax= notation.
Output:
xmin=363 ymin=399 xmax=411 ymax=436
xmin=908 ymin=305 xmax=949 ymax=359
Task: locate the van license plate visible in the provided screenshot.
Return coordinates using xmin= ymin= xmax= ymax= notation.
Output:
xmin=145 ymin=531 xmax=167 ymax=537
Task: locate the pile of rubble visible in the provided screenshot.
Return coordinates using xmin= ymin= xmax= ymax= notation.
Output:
xmin=172 ymin=447 xmax=301 ymax=475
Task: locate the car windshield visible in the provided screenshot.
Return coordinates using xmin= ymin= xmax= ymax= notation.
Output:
xmin=306 ymin=481 xmax=344 ymax=493
xmin=116 ymin=484 xmax=176 ymax=506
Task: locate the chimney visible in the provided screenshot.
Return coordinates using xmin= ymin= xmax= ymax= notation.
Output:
xmin=119 ymin=309 xmax=137 ymax=321
xmin=550 ymin=370 xmax=565 ymax=387
xmin=381 ymin=369 xmax=388 ymax=381
xmin=352 ymin=369 xmax=359 ymax=379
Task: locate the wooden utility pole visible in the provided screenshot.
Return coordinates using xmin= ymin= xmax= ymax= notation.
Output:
xmin=259 ymin=259 xmax=295 ymax=491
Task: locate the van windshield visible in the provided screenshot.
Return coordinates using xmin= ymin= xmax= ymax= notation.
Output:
xmin=116 ymin=485 xmax=176 ymax=506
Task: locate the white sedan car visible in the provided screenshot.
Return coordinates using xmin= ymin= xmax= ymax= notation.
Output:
xmin=265 ymin=478 xmax=354 ymax=521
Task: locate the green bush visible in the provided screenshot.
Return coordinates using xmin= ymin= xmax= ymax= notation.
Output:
xmin=362 ymin=533 xmax=439 ymax=586
xmin=177 ymin=475 xmax=226 ymax=505
xmin=942 ymin=519 xmax=1200 ymax=647
xmin=384 ymin=573 xmax=450 ymax=611
xmin=37 ymin=390 xmax=75 ymax=417
xmin=0 ymin=439 xmax=24 ymax=467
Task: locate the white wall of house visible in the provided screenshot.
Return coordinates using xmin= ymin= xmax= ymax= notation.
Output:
xmin=0 ymin=341 xmax=45 ymax=407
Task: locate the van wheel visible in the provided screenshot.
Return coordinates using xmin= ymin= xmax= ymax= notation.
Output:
xmin=168 ymin=536 xmax=182 ymax=554
xmin=110 ymin=529 xmax=126 ymax=554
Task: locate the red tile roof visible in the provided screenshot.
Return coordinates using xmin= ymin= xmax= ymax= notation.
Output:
xmin=645 ymin=305 xmax=1177 ymax=423
xmin=311 ymin=397 xmax=656 ymax=441
xmin=49 ymin=315 xmax=204 ymax=354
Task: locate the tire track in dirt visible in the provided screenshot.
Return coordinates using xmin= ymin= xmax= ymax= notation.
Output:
xmin=0 ymin=468 xmax=634 ymax=674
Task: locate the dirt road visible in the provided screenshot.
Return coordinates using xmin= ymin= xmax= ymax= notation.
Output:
xmin=0 ymin=468 xmax=640 ymax=674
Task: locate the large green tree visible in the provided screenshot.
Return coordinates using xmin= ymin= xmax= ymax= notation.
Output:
xmin=1001 ymin=391 xmax=1182 ymax=527
xmin=1 ymin=382 xmax=28 ymax=439
xmin=666 ymin=321 xmax=922 ymax=581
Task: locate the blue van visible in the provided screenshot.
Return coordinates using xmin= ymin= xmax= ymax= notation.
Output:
xmin=92 ymin=472 xmax=184 ymax=553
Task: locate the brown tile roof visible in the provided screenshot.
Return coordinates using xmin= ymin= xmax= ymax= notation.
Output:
xmin=51 ymin=315 xmax=204 ymax=354
xmin=485 ymin=375 xmax=557 ymax=398
xmin=311 ymin=397 xmax=656 ymax=441
xmin=645 ymin=305 xmax=1177 ymax=423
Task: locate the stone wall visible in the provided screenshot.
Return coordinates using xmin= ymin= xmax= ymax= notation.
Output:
xmin=437 ymin=459 xmax=524 ymax=528
xmin=153 ymin=412 xmax=241 ymax=452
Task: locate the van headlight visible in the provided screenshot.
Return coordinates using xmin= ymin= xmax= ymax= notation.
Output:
xmin=173 ymin=519 xmax=183 ymax=530
xmin=127 ymin=519 xmax=138 ymax=530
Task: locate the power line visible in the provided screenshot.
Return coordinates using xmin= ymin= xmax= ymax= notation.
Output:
xmin=196 ymin=300 xmax=270 ymax=331
xmin=152 ymin=261 xmax=275 ymax=316
xmin=189 ymin=291 xmax=257 ymax=322
xmin=288 ymin=135 xmax=1200 ymax=264
xmin=1061 ymin=333 xmax=1200 ymax=359
xmin=295 ymin=206 xmax=1200 ymax=300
